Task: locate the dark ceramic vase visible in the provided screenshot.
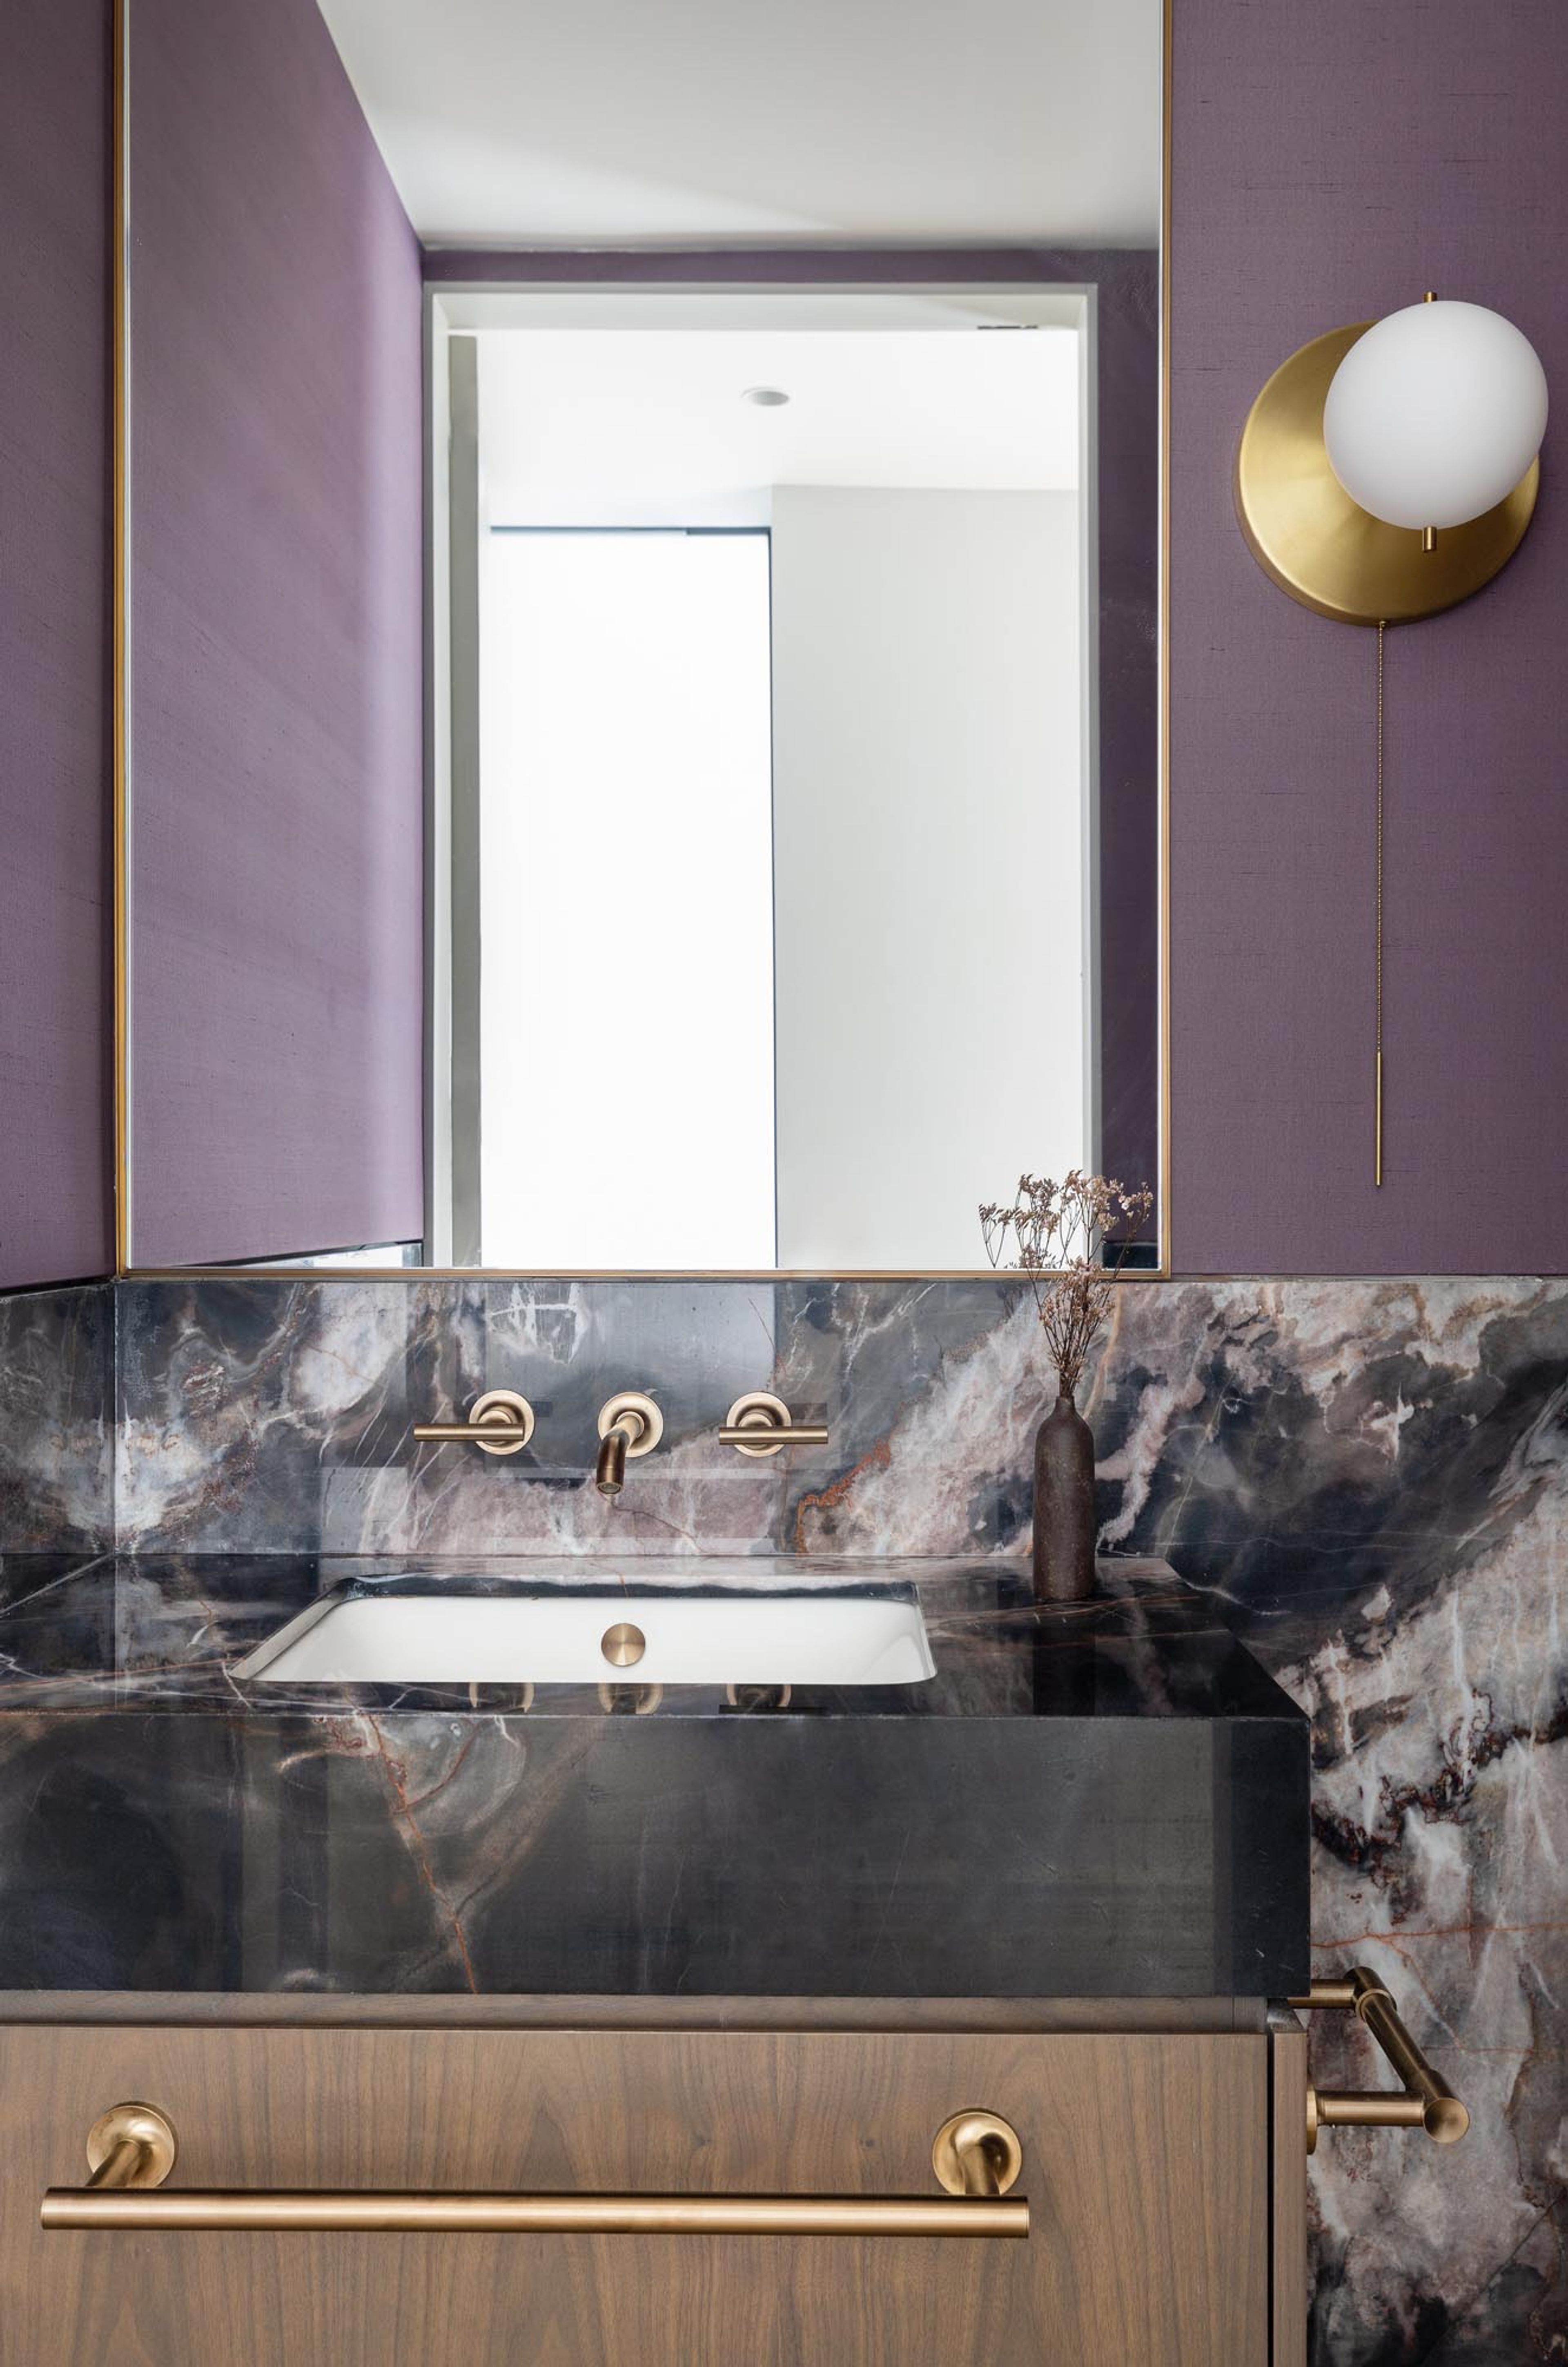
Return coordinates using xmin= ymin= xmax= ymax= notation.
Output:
xmin=1032 ymin=1389 xmax=1097 ymax=1603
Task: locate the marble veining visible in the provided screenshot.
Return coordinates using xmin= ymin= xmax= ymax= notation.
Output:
xmin=0 ymin=1284 xmax=112 ymax=1556
xmin=0 ymin=1268 xmax=1562 ymax=2357
xmin=0 ymin=1557 xmax=1307 ymax=2001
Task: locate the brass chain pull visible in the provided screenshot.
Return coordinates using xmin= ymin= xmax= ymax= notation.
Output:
xmin=1374 ymin=622 xmax=1385 ymax=1187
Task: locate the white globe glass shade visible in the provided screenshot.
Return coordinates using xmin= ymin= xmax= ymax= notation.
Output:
xmin=1322 ymin=300 xmax=1548 ymax=530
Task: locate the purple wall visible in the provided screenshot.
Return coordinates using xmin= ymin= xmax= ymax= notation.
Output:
xmin=1170 ymin=0 xmax=1568 ymax=1274
xmin=129 ymin=0 xmax=424 ymax=1268
xmin=0 ymin=0 xmax=113 ymax=1289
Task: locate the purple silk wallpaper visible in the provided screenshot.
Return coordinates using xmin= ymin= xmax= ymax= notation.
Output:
xmin=10 ymin=0 xmax=1568 ymax=1283
xmin=127 ymin=0 xmax=425 ymax=1268
xmin=0 ymin=0 xmax=112 ymax=1289
xmin=1169 ymin=0 xmax=1568 ymax=1274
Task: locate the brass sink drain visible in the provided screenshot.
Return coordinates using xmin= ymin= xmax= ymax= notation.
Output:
xmin=601 ymin=1622 xmax=646 ymax=1669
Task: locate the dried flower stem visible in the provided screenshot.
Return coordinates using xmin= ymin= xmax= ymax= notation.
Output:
xmin=979 ymin=1171 xmax=1155 ymax=1398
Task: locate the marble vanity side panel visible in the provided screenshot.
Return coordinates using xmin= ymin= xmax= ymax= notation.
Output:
xmin=1100 ymin=1277 xmax=1568 ymax=2367
xmin=783 ymin=1273 xmax=1568 ymax=2367
xmin=0 ymin=1284 xmax=113 ymax=1554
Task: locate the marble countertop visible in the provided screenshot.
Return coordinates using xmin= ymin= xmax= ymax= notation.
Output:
xmin=0 ymin=1550 xmax=1307 ymax=1723
xmin=0 ymin=1553 xmax=1310 ymax=1998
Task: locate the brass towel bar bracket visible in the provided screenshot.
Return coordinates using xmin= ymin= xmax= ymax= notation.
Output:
xmin=42 ymin=2104 xmax=1027 ymax=2239
xmin=1291 ymin=1966 xmax=1469 ymax=2154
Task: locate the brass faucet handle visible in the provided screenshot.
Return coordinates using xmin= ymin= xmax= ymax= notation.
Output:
xmin=719 ymin=1391 xmax=831 ymax=1458
xmin=413 ymin=1389 xmax=535 ymax=1457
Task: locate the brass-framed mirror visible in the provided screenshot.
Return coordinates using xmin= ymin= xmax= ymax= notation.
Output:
xmin=114 ymin=0 xmax=1170 ymax=1279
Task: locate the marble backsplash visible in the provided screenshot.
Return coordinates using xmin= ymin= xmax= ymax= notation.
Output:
xmin=3 ymin=1267 xmax=1565 ymax=2363
xmin=0 ymin=1283 xmax=112 ymax=1557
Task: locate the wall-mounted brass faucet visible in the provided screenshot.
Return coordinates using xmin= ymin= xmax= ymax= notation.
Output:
xmin=414 ymin=1385 xmax=824 ymax=1484
xmin=595 ymin=1392 xmax=664 ymax=1497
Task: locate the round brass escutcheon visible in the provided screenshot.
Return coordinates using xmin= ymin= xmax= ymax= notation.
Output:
xmin=469 ymin=1389 xmax=536 ymax=1457
xmin=601 ymin=1622 xmax=647 ymax=1669
xmin=931 ymin=2110 xmax=1023 ymax=2198
xmin=596 ymin=1392 xmax=664 ymax=1458
xmin=86 ymin=2102 xmax=179 ymax=2189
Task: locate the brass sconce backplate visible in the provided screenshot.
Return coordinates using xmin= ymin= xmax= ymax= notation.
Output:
xmin=1235 ymin=322 xmax=1539 ymax=626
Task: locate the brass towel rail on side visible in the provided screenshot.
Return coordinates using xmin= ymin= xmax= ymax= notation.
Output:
xmin=1291 ymin=1965 xmax=1469 ymax=2154
xmin=42 ymin=2104 xmax=1029 ymax=2238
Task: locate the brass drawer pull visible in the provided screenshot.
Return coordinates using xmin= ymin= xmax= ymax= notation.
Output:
xmin=1291 ymin=1966 xmax=1470 ymax=2153
xmin=43 ymin=2105 xmax=1028 ymax=2239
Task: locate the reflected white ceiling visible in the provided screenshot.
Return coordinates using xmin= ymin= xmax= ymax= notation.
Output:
xmin=479 ymin=327 xmax=1079 ymax=526
xmin=314 ymin=0 xmax=1162 ymax=247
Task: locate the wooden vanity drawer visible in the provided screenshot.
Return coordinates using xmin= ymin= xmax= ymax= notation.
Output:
xmin=0 ymin=2017 xmax=1275 ymax=2365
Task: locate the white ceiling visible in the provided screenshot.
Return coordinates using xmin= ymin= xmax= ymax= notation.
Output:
xmin=314 ymin=0 xmax=1162 ymax=248
xmin=477 ymin=326 xmax=1079 ymax=525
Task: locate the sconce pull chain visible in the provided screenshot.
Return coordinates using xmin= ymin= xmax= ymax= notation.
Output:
xmin=1375 ymin=621 xmax=1385 ymax=1188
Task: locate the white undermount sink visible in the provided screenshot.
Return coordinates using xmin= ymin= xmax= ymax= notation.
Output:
xmin=232 ymin=1582 xmax=935 ymax=1689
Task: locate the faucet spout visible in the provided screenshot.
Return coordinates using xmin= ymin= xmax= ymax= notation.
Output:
xmin=595 ymin=1422 xmax=635 ymax=1497
xmin=593 ymin=1392 xmax=664 ymax=1499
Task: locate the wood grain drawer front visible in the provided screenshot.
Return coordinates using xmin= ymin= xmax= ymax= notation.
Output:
xmin=0 ymin=2023 xmax=1268 ymax=2367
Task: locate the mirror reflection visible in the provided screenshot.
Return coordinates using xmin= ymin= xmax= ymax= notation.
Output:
xmin=124 ymin=1 xmax=1163 ymax=1273
xmin=468 ymin=303 xmax=1089 ymax=1269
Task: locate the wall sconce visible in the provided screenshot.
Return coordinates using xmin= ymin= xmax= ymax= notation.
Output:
xmin=1235 ymin=296 xmax=1548 ymax=1182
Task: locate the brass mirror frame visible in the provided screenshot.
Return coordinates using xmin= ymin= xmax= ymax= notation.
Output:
xmin=111 ymin=0 xmax=1173 ymax=1283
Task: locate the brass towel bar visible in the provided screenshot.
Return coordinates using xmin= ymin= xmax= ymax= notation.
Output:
xmin=42 ymin=2105 xmax=1028 ymax=2239
xmin=1291 ymin=1966 xmax=1469 ymax=2154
